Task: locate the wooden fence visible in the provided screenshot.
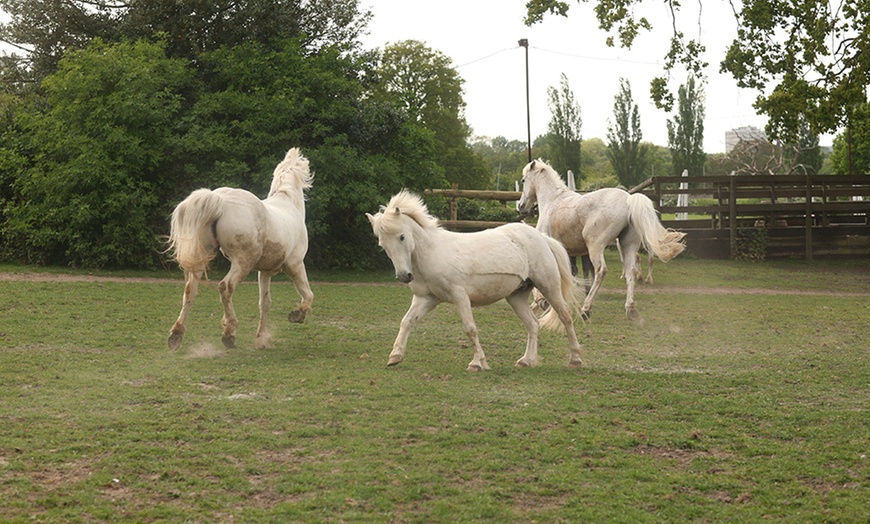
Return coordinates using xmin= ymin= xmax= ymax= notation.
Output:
xmin=425 ymin=175 xmax=870 ymax=260
xmin=644 ymin=174 xmax=870 ymax=259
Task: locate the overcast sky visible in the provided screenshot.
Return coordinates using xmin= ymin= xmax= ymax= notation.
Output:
xmin=360 ymin=0 xmax=832 ymax=153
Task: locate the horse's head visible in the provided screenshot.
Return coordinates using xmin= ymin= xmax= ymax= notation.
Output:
xmin=368 ymin=190 xmax=437 ymax=284
xmin=517 ymin=159 xmax=542 ymax=216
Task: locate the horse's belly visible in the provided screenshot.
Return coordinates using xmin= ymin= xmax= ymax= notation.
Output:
xmin=465 ymin=274 xmax=524 ymax=306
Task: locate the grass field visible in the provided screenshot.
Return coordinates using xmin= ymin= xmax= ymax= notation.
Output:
xmin=1 ymin=254 xmax=868 ymax=522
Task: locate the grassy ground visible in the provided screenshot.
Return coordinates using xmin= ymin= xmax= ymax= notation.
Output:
xmin=0 ymin=254 xmax=868 ymax=522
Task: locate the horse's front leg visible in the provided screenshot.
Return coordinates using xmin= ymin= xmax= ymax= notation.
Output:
xmin=505 ymin=291 xmax=540 ymax=368
xmin=388 ymin=295 xmax=438 ymax=367
xmin=168 ymin=270 xmax=200 ymax=350
xmin=254 ymin=271 xmax=273 ymax=349
xmin=285 ymin=261 xmax=313 ymax=324
xmin=454 ymin=295 xmax=490 ymax=372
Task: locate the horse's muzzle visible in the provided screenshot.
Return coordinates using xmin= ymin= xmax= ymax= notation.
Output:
xmin=396 ymin=272 xmax=413 ymax=283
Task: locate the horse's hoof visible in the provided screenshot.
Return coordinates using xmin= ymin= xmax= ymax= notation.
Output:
xmin=168 ymin=333 xmax=183 ymax=351
xmin=221 ymin=335 xmax=236 ymax=349
xmin=581 ymin=310 xmax=592 ymax=321
xmin=568 ymin=359 xmax=584 ymax=368
xmin=387 ymin=355 xmax=403 ymax=367
xmin=626 ymin=308 xmax=640 ymax=322
xmin=467 ymin=364 xmax=483 ymax=372
xmin=288 ymin=310 xmax=306 ymax=324
xmin=515 ymin=360 xmax=531 ymax=368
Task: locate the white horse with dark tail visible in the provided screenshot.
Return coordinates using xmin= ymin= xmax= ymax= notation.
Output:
xmin=167 ymin=147 xmax=314 ymax=350
xmin=367 ymin=190 xmax=584 ymax=371
xmin=517 ymin=159 xmax=685 ymax=321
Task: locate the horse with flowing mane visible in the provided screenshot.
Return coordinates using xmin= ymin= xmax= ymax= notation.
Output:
xmin=367 ymin=190 xmax=584 ymax=371
xmin=517 ymin=159 xmax=685 ymax=321
xmin=166 ymin=147 xmax=314 ymax=350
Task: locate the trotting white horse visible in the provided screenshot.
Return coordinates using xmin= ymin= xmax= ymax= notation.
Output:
xmin=517 ymin=159 xmax=685 ymax=321
xmin=367 ymin=190 xmax=584 ymax=371
xmin=167 ymin=147 xmax=314 ymax=350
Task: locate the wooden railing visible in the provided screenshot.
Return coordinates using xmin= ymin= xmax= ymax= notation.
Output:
xmin=643 ymin=174 xmax=870 ymax=259
xmin=424 ymin=175 xmax=870 ymax=259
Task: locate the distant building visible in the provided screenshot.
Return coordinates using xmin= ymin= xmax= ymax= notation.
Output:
xmin=725 ymin=126 xmax=767 ymax=153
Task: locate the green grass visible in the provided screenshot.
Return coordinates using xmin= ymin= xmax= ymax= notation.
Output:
xmin=1 ymin=256 xmax=868 ymax=521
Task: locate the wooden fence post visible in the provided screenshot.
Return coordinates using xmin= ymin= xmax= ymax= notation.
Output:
xmin=805 ymin=175 xmax=813 ymax=260
xmin=729 ymin=175 xmax=737 ymax=258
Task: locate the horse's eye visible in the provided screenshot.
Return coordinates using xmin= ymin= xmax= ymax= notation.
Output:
xmin=399 ymin=234 xmax=405 ymax=242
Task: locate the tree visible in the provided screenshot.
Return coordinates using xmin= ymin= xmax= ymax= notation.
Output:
xmin=524 ymin=0 xmax=870 ymax=142
xmin=0 ymin=0 xmax=372 ymax=85
xmin=376 ymin=40 xmax=488 ymax=189
xmin=606 ymin=78 xmax=649 ymax=187
xmin=546 ymin=73 xmax=582 ymax=180
xmin=667 ymin=76 xmax=706 ymax=177
xmin=3 ymin=38 xmax=193 ymax=267
xmin=788 ymin=122 xmax=822 ymax=175
xmin=830 ymin=103 xmax=870 ymax=175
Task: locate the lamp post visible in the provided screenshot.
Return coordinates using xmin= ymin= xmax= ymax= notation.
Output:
xmin=518 ymin=38 xmax=531 ymax=163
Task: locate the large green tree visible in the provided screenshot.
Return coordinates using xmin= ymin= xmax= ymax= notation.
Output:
xmin=524 ymin=0 xmax=870 ymax=142
xmin=606 ymin=78 xmax=649 ymax=187
xmin=546 ymin=72 xmax=583 ymax=181
xmin=376 ymin=40 xmax=488 ymax=189
xmin=667 ymin=76 xmax=706 ymax=177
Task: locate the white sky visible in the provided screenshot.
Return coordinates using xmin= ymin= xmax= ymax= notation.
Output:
xmin=360 ymin=0 xmax=833 ymax=153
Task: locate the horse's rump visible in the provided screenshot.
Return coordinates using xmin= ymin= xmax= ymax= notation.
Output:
xmin=168 ymin=188 xmax=225 ymax=272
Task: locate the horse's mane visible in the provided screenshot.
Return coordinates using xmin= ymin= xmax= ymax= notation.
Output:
xmin=525 ymin=158 xmax=569 ymax=189
xmin=269 ymin=148 xmax=314 ymax=199
xmin=373 ymin=190 xmax=440 ymax=234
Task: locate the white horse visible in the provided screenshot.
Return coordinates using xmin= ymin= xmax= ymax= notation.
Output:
xmin=517 ymin=159 xmax=685 ymax=321
xmin=367 ymin=190 xmax=583 ymax=371
xmin=166 ymin=147 xmax=314 ymax=350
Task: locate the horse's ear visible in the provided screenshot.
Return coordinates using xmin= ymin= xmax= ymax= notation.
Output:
xmin=365 ymin=212 xmax=375 ymax=225
xmin=393 ymin=207 xmax=401 ymax=216
xmin=530 ymin=160 xmax=536 ymax=171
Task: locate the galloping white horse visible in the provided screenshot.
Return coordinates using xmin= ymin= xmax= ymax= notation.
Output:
xmin=167 ymin=148 xmax=314 ymax=350
xmin=517 ymin=159 xmax=685 ymax=321
xmin=367 ymin=190 xmax=583 ymax=371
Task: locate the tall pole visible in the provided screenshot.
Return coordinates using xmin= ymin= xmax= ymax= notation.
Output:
xmin=519 ymin=38 xmax=531 ymax=163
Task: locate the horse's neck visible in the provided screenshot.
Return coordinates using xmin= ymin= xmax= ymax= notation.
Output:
xmin=537 ymin=181 xmax=571 ymax=216
xmin=408 ymin=221 xmax=443 ymax=270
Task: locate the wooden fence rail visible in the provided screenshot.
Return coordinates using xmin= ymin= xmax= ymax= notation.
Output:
xmin=424 ymin=175 xmax=870 ymax=259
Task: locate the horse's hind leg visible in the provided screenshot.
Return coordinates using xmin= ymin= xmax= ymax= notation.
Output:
xmin=536 ymin=281 xmax=584 ymax=368
xmin=168 ymin=270 xmax=200 ymax=350
xmin=581 ymin=245 xmax=608 ymax=320
xmin=506 ymin=290 xmax=540 ymax=368
xmin=254 ymin=271 xmax=273 ymax=349
xmin=285 ymin=261 xmax=313 ymax=324
xmin=218 ymin=264 xmax=249 ymax=348
xmin=618 ymin=229 xmax=642 ymax=321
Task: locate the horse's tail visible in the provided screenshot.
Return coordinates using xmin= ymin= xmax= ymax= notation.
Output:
xmin=626 ymin=192 xmax=687 ymax=262
xmin=167 ymin=189 xmax=224 ymax=273
xmin=540 ymin=235 xmax=583 ymax=332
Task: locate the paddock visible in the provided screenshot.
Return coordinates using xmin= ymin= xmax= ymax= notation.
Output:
xmin=0 ymin=255 xmax=867 ymax=521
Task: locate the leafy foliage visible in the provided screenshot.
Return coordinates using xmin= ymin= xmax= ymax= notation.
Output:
xmin=546 ymin=73 xmax=583 ymax=180
xmin=606 ymin=78 xmax=649 ymax=187
xmin=667 ymin=77 xmax=706 ymax=177
xmin=524 ymin=0 xmax=870 ymax=142
xmin=0 ymin=1 xmax=449 ymax=269
xmin=375 ymin=40 xmax=488 ymax=189
xmin=830 ymin=103 xmax=870 ymax=175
